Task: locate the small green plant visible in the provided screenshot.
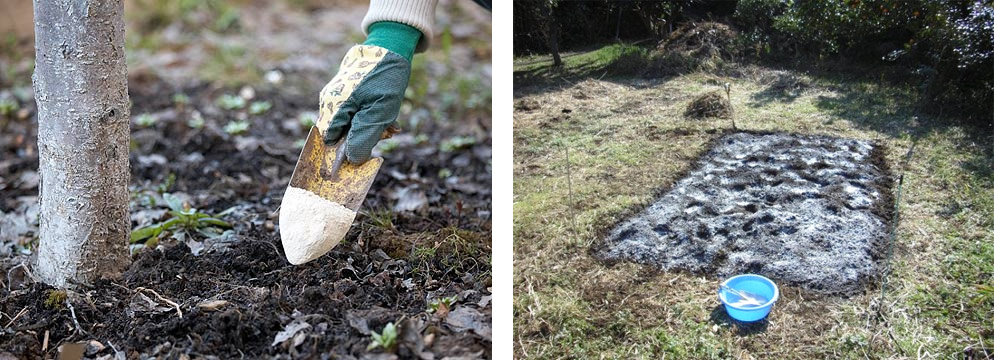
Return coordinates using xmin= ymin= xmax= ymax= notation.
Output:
xmin=172 ymin=93 xmax=190 ymax=105
xmin=438 ymin=168 xmax=453 ymax=178
xmin=440 ymin=136 xmax=476 ymax=152
xmin=0 ymin=98 xmax=18 ymax=116
xmin=44 ymin=289 xmax=67 ymax=309
xmin=223 ymin=120 xmax=250 ymax=135
xmin=379 ymin=139 xmax=399 ymax=153
xmin=367 ymin=322 xmax=398 ymax=351
xmin=841 ymin=333 xmax=868 ymax=351
xmin=412 ymin=244 xmax=437 ymax=261
xmin=135 ymin=113 xmax=156 ymax=127
xmin=365 ymin=209 xmax=395 ymax=230
xmin=427 ymin=295 xmax=458 ymax=313
xmin=187 ymin=113 xmax=205 ymax=129
xmin=248 ymin=101 xmax=272 ymax=115
xmin=216 ymin=94 xmax=246 ymax=110
xmin=131 ymin=193 xmax=232 ymax=245
xmin=156 ymin=173 xmax=176 ymax=194
xmin=213 ymin=7 xmax=239 ymax=32
xmin=298 ymin=112 xmax=317 ymax=128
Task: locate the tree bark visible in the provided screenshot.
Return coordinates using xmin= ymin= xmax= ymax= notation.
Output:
xmin=538 ymin=1 xmax=562 ymax=67
xmin=548 ymin=24 xmax=562 ymax=67
xmin=33 ymin=0 xmax=131 ymax=287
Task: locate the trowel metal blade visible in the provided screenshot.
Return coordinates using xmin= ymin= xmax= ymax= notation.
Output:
xmin=287 ymin=126 xmax=382 ymax=211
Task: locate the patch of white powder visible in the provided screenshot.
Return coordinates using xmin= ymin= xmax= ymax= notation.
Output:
xmin=279 ymin=186 xmax=356 ymax=265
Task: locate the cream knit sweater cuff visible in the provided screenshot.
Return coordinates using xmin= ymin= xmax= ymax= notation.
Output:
xmin=361 ymin=0 xmax=439 ymax=53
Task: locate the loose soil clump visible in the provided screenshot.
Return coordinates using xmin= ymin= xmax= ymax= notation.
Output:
xmin=597 ymin=132 xmax=893 ymax=296
xmin=685 ymin=90 xmax=731 ymax=119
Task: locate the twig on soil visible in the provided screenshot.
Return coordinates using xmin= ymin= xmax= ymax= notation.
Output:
xmin=517 ymin=332 xmax=529 ymax=358
xmin=42 ymin=330 xmax=49 ymax=351
xmin=66 ymin=298 xmax=86 ymax=336
xmin=109 ymin=282 xmax=133 ymax=293
xmin=134 ymin=287 xmax=183 ymax=319
xmin=4 ymin=307 xmax=27 ymax=329
xmin=6 ymin=262 xmax=37 ymax=292
xmin=107 ymin=341 xmax=124 ymax=359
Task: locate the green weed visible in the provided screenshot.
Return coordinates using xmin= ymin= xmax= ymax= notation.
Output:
xmin=248 ymin=101 xmax=272 ymax=115
xmin=428 ymin=295 xmax=458 ymax=313
xmin=367 ymin=322 xmax=398 ymax=351
xmin=172 ymin=93 xmax=190 ymax=106
xmin=216 ymin=94 xmax=246 ymax=110
xmin=298 ymin=112 xmax=317 ymax=128
xmin=187 ymin=113 xmax=205 ymax=129
xmin=440 ymin=136 xmax=476 ymax=152
xmin=134 ymin=113 xmax=156 ymax=127
xmin=0 ymin=98 xmax=18 ymax=116
xmin=365 ymin=209 xmax=396 ymax=231
xmin=130 ymin=193 xmax=232 ymax=245
xmin=223 ymin=121 xmax=250 ymax=135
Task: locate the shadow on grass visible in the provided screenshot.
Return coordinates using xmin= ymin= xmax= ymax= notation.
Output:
xmin=808 ymin=71 xmax=994 ymax=184
xmin=746 ymin=72 xmax=809 ymax=107
xmin=513 ymin=42 xmax=674 ymax=98
xmin=708 ymin=305 xmax=769 ymax=336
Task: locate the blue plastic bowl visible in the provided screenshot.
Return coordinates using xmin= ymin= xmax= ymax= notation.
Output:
xmin=718 ymin=274 xmax=779 ymax=322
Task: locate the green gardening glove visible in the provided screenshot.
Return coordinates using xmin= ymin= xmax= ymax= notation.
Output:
xmin=316 ymin=21 xmax=422 ymax=164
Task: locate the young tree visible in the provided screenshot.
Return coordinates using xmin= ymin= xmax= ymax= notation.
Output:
xmin=33 ymin=0 xmax=131 ymax=287
xmin=539 ymin=0 xmax=562 ymax=66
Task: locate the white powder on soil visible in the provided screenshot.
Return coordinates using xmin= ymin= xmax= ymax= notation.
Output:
xmin=598 ymin=132 xmax=893 ymax=295
xmin=279 ymin=186 xmax=356 ymax=265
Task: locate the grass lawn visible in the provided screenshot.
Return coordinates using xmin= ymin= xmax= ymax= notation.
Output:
xmin=512 ymin=47 xmax=994 ymax=358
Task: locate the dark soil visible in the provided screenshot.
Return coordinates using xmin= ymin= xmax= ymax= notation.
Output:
xmin=0 ymin=80 xmax=492 ymax=358
xmin=596 ymin=132 xmax=893 ymax=296
xmin=3 ymin=233 xmax=490 ymax=359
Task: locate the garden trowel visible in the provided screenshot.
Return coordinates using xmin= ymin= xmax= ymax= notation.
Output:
xmin=279 ymin=125 xmax=397 ymax=265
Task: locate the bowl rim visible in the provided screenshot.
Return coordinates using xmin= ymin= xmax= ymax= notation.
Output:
xmin=719 ymin=273 xmax=780 ymax=310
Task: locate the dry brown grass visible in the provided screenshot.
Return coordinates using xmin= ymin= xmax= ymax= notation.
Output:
xmin=684 ymin=90 xmax=732 ymax=119
xmin=513 ymin=68 xmax=994 ymax=358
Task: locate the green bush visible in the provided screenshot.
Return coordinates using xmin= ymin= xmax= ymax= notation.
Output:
xmin=732 ymin=0 xmax=993 ymax=123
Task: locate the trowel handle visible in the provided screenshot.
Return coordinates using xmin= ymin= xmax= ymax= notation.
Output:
xmin=328 ymin=140 xmax=347 ymax=182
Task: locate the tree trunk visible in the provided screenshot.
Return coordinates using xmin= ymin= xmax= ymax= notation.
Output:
xmin=539 ymin=1 xmax=562 ymax=67
xmin=33 ymin=0 xmax=131 ymax=287
xmin=548 ymin=24 xmax=562 ymax=67
xmin=614 ymin=3 xmax=622 ymax=41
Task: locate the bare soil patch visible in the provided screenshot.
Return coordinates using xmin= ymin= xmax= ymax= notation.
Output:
xmin=596 ymin=132 xmax=893 ymax=295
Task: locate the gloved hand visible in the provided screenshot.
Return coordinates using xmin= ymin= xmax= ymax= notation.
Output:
xmin=316 ymin=21 xmax=422 ymax=164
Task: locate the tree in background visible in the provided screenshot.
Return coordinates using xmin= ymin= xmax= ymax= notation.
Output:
xmin=540 ymin=0 xmax=562 ymax=66
xmin=33 ymin=0 xmax=132 ymax=287
xmin=734 ymin=0 xmax=994 ymax=124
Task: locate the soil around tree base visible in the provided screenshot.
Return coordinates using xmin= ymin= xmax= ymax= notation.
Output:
xmin=1 ymin=229 xmax=491 ymax=359
xmin=0 ymin=82 xmax=492 ymax=359
xmin=596 ymin=132 xmax=894 ymax=296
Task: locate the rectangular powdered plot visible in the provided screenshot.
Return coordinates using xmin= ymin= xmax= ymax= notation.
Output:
xmin=597 ymin=132 xmax=893 ymax=295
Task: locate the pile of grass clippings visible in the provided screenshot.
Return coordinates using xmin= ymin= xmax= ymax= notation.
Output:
xmin=684 ymin=90 xmax=731 ymax=119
